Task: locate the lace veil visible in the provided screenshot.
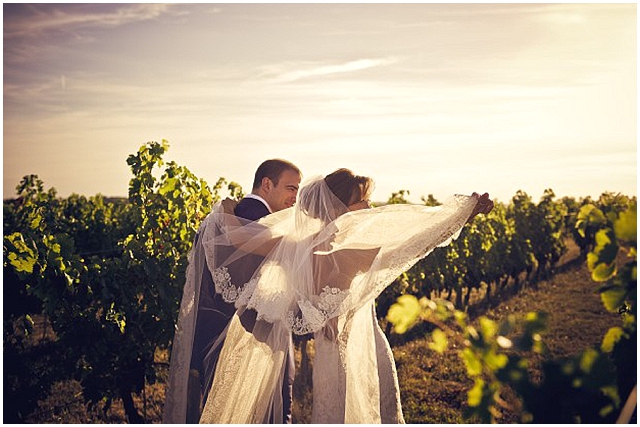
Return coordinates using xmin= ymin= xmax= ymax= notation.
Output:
xmin=163 ymin=175 xmax=478 ymax=423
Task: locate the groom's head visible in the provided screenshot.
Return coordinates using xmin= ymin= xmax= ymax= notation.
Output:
xmin=252 ymin=159 xmax=302 ymax=212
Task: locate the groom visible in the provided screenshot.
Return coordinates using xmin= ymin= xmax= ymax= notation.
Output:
xmin=190 ymin=159 xmax=302 ymax=423
xmin=235 ymin=159 xmax=301 ymax=220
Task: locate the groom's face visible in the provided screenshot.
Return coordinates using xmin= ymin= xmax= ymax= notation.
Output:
xmin=267 ymin=169 xmax=301 ymax=212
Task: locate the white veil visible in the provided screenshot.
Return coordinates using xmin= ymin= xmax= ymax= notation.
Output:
xmin=163 ymin=175 xmax=478 ymax=423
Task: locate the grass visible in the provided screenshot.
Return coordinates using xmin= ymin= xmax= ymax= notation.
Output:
xmin=17 ymin=241 xmax=625 ymax=423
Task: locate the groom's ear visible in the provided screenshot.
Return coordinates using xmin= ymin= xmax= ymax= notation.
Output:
xmin=261 ymin=176 xmax=273 ymax=192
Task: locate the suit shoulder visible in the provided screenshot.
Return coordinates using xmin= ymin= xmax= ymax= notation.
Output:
xmin=235 ymin=198 xmax=269 ymax=221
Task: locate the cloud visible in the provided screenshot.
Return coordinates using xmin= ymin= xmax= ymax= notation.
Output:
xmin=264 ymin=58 xmax=399 ymax=83
xmin=3 ymin=4 xmax=175 ymax=38
xmin=3 ymin=4 xmax=185 ymax=66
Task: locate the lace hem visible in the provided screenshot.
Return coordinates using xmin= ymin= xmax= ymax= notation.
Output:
xmin=288 ymin=286 xmax=349 ymax=334
xmin=212 ymin=266 xmax=349 ymax=335
xmin=212 ymin=266 xmax=258 ymax=307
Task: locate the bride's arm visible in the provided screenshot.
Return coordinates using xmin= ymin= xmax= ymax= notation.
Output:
xmin=218 ymin=198 xmax=282 ymax=256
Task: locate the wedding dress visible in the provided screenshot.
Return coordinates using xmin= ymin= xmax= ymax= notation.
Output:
xmin=311 ymin=301 xmax=404 ymax=423
xmin=163 ymin=176 xmax=478 ymax=424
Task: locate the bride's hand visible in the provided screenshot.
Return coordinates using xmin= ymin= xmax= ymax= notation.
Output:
xmin=221 ymin=197 xmax=238 ymax=215
xmin=476 ymin=193 xmax=494 ymax=214
xmin=468 ymin=192 xmax=494 ymax=222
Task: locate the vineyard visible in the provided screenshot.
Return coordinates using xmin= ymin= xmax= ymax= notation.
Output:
xmin=4 ymin=141 xmax=636 ymax=423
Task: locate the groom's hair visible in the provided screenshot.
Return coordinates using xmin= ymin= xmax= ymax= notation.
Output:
xmin=252 ymin=159 xmax=301 ymax=190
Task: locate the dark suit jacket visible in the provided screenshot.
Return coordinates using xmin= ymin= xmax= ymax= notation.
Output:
xmin=234 ymin=196 xmax=270 ymax=221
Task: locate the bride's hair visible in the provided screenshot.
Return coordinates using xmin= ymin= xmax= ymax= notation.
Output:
xmin=296 ymin=169 xmax=373 ymax=225
xmin=324 ymin=168 xmax=374 ymax=206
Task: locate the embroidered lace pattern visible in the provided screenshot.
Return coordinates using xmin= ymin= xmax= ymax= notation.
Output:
xmin=287 ymin=286 xmax=349 ymax=335
xmin=212 ymin=265 xmax=349 ymax=335
xmin=212 ymin=266 xmax=259 ymax=309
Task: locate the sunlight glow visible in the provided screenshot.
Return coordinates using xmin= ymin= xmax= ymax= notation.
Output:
xmin=3 ymin=4 xmax=636 ymax=203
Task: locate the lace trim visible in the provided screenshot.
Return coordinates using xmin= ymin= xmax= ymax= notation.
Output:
xmin=212 ymin=266 xmax=348 ymax=335
xmin=364 ymin=199 xmax=472 ymax=306
xmin=287 ymin=286 xmax=348 ymax=335
xmin=212 ymin=266 xmax=257 ymax=308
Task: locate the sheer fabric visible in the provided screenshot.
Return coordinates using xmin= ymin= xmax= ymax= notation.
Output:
xmin=311 ymin=301 xmax=404 ymax=423
xmin=163 ymin=176 xmax=478 ymax=424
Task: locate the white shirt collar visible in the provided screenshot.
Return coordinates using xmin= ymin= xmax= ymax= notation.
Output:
xmin=245 ymin=193 xmax=273 ymax=213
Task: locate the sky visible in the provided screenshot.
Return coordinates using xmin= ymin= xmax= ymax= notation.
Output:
xmin=3 ymin=3 xmax=637 ymax=204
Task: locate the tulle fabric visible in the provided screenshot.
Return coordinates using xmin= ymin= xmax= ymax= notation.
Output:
xmin=311 ymin=301 xmax=404 ymax=423
xmin=163 ymin=176 xmax=478 ymax=424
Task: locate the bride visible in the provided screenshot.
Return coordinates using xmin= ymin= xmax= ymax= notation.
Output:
xmin=163 ymin=168 xmax=493 ymax=423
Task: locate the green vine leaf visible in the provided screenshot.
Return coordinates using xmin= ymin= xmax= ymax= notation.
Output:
xmin=599 ymin=285 xmax=627 ymax=312
xmin=601 ymin=326 xmax=625 ymax=353
xmin=386 ymin=294 xmax=421 ymax=334
xmin=428 ymin=328 xmax=448 ymax=354
xmin=462 ymin=347 xmax=482 ymax=377
xmin=5 ymin=232 xmax=37 ymax=274
xmin=613 ymin=206 xmax=637 ymax=243
xmin=576 ymin=204 xmax=607 ymax=238
xmin=587 ymin=228 xmax=618 ymax=282
xmin=467 ymin=378 xmax=485 ymax=407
